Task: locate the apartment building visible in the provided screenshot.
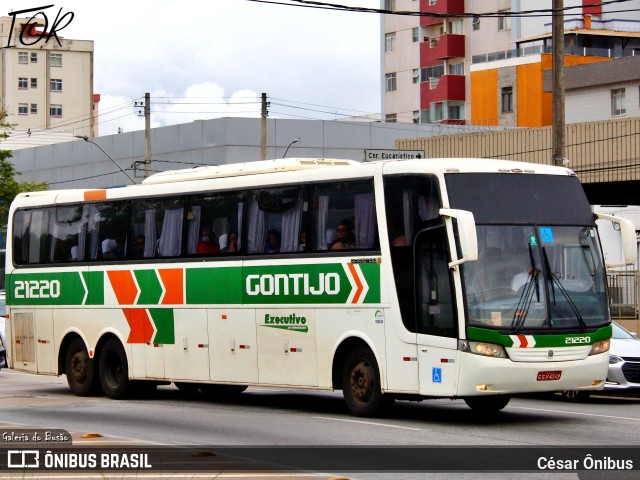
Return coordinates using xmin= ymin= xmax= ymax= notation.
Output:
xmin=0 ymin=15 xmax=97 ymax=140
xmin=382 ymin=0 xmax=640 ymax=126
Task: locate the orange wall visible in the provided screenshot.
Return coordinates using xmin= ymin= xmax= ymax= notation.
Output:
xmin=470 ymin=69 xmax=498 ymax=126
xmin=516 ymin=62 xmax=545 ymax=127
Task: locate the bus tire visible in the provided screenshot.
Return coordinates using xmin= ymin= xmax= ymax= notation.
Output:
xmin=342 ymin=345 xmax=394 ymax=417
xmin=175 ymin=382 xmax=202 ymax=396
xmin=65 ymin=338 xmax=98 ymax=396
xmin=99 ymin=339 xmax=132 ymax=399
xmin=464 ymin=394 xmax=511 ymax=414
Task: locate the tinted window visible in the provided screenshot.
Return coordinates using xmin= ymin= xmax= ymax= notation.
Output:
xmin=130 ymin=197 xmax=184 ymax=259
xmin=186 ymin=192 xmax=244 ymax=255
xmin=87 ymin=202 xmax=130 ymax=261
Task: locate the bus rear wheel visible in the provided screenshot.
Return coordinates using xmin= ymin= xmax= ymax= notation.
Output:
xmin=342 ymin=345 xmax=394 ymax=417
xmin=65 ymin=338 xmax=98 ymax=396
xmin=464 ymin=395 xmax=511 ymax=414
xmin=99 ymin=339 xmax=132 ymax=399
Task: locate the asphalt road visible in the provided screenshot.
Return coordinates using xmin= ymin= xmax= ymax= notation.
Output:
xmin=1 ymin=369 xmax=639 ymax=480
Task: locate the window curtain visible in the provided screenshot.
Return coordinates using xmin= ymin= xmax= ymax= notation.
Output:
xmin=237 ymin=202 xmax=244 ymax=250
xmin=144 ymin=209 xmax=157 ymax=258
xmin=247 ymin=199 xmax=265 ymax=253
xmin=403 ymin=190 xmax=415 ymax=244
xmin=158 ymin=208 xmax=184 ymax=257
xmin=187 ymin=206 xmax=201 ymax=254
xmin=88 ymin=208 xmax=100 ymax=260
xmin=29 ymin=210 xmax=47 ymax=263
xmin=355 ymin=193 xmax=376 ymax=248
xmin=315 ymin=195 xmax=329 ymax=250
xmin=76 ymin=211 xmax=87 ymax=261
xmin=280 ymin=199 xmax=303 ymax=252
xmin=48 ymin=216 xmax=61 ymax=262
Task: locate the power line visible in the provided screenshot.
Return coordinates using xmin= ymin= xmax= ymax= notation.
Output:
xmin=246 ymin=0 xmax=636 ymax=18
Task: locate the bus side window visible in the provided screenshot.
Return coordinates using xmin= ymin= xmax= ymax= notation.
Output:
xmin=88 ymin=202 xmax=131 ymax=261
xmin=312 ymin=180 xmax=378 ymax=252
xmin=130 ymin=198 xmax=184 ymax=259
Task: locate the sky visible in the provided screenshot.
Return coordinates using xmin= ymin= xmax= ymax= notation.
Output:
xmin=8 ymin=0 xmax=382 ymax=136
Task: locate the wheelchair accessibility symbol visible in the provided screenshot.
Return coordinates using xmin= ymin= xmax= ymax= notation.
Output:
xmin=432 ymin=368 xmax=442 ymax=383
xmin=540 ymin=227 xmax=554 ymax=243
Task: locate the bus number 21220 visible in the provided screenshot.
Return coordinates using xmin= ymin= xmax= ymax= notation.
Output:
xmin=14 ymin=279 xmax=61 ymax=299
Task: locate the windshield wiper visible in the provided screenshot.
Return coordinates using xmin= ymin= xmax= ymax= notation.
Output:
xmin=542 ymin=247 xmax=587 ymax=331
xmin=512 ymin=244 xmax=540 ymax=332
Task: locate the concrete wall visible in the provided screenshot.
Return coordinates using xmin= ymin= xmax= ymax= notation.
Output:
xmin=9 ymin=116 xmax=489 ymax=189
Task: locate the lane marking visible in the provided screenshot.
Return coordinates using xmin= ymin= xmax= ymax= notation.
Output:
xmin=512 ymin=405 xmax=640 ymax=422
xmin=314 ymin=416 xmax=421 ymax=431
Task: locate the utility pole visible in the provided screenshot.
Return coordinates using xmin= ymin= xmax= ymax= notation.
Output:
xmin=144 ymin=92 xmax=151 ymax=177
xmin=552 ymin=0 xmax=565 ymax=167
xmin=261 ymin=93 xmax=268 ymax=160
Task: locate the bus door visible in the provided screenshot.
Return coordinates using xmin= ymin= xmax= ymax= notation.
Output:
xmin=415 ymin=226 xmax=460 ymax=396
xmin=9 ymin=308 xmax=55 ymax=374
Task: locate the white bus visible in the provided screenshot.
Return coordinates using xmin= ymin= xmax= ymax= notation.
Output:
xmin=4 ymin=158 xmax=636 ymax=416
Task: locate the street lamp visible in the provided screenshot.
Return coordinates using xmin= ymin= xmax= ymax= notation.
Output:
xmin=283 ymin=138 xmax=301 ymax=158
xmin=74 ymin=135 xmax=136 ymax=184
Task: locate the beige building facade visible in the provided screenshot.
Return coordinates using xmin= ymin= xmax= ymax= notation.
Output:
xmin=0 ymin=15 xmax=96 ymax=141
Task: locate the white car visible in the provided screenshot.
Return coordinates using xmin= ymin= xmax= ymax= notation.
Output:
xmin=562 ymin=322 xmax=640 ymax=401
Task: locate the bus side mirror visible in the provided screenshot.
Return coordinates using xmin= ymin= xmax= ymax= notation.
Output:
xmin=439 ymin=208 xmax=478 ymax=268
xmin=596 ymin=213 xmax=637 ymax=268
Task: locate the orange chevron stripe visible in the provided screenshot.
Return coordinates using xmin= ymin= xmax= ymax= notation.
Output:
xmin=347 ymin=263 xmax=364 ymax=304
xmin=159 ymin=268 xmax=184 ymax=305
xmin=124 ymin=309 xmax=154 ymax=344
xmin=107 ymin=270 xmax=138 ymax=305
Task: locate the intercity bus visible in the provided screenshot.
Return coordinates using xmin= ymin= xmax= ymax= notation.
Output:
xmin=4 ymin=158 xmax=636 ymax=416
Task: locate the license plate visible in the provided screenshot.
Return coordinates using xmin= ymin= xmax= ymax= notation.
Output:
xmin=537 ymin=370 xmax=562 ymax=381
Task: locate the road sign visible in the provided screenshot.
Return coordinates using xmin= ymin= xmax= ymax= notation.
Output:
xmin=364 ymin=149 xmax=425 ymax=161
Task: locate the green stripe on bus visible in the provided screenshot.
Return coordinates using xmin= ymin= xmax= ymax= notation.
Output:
xmin=134 ymin=270 xmax=163 ymax=305
xmin=466 ymin=325 xmax=612 ymax=348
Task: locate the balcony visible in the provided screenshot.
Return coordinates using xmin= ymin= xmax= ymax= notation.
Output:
xmin=420 ymin=0 xmax=465 ymax=26
xmin=421 ymin=34 xmax=465 ymax=61
xmin=420 ymin=74 xmax=465 ymax=108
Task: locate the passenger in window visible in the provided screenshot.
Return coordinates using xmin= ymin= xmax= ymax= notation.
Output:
xmin=131 ymin=235 xmax=146 ymax=259
xmin=197 ymin=226 xmax=220 ymax=254
xmin=299 ymin=230 xmax=307 ymax=251
xmin=107 ymin=238 xmax=125 ymax=259
xmin=222 ymin=231 xmax=239 ymax=253
xmin=330 ymin=219 xmax=356 ymax=250
xmin=265 ymin=229 xmax=281 ymax=253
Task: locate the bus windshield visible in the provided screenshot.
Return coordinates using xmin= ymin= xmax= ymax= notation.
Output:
xmin=446 ymin=172 xmax=608 ymax=331
xmin=462 ymin=225 xmax=608 ymax=331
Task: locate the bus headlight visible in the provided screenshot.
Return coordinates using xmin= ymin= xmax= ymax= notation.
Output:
xmin=466 ymin=341 xmax=507 ymax=358
xmin=589 ymin=339 xmax=610 ymax=356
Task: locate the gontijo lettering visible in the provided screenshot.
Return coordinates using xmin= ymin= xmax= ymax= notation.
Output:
xmin=246 ymin=273 xmax=340 ymax=296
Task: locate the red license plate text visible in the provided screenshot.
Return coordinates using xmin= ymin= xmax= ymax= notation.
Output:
xmin=537 ymin=370 xmax=562 ymax=381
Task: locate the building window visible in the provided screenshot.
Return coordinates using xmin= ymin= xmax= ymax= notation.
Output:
xmin=50 ymin=78 xmax=63 ymax=92
xmin=448 ymin=102 xmax=465 ymax=120
xmin=384 ymin=0 xmax=395 ymax=11
xmin=18 ymin=77 xmax=28 ymax=89
xmin=448 ymin=20 xmax=463 ymax=35
xmin=385 ymin=114 xmax=397 ymax=123
xmin=30 ymin=78 xmax=38 ymax=88
xmin=30 ymin=103 xmax=38 ymax=114
xmin=18 ymin=52 xmax=28 ymax=64
xmin=385 ymin=73 xmax=397 ymax=92
xmin=472 ymin=16 xmax=480 ymax=31
xmin=18 ymin=103 xmax=28 ymax=115
xmin=50 ymin=104 xmax=62 ymax=117
xmin=31 ymin=52 xmax=38 ymax=63
xmin=412 ymin=27 xmax=419 ymax=43
xmin=385 ymin=32 xmax=396 ymax=52
xmin=611 ymin=88 xmax=626 ymax=116
xmin=449 ymin=63 xmax=464 ymax=75
xmin=413 ymin=69 xmax=420 ymax=84
xmin=413 ymin=110 xmax=420 ymax=124
xmin=50 ymin=53 xmax=62 ymax=67
xmin=501 ymin=86 xmax=513 ymax=113
xmin=498 ymin=11 xmax=511 ymax=31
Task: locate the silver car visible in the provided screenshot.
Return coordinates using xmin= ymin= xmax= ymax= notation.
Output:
xmin=562 ymin=322 xmax=640 ymax=401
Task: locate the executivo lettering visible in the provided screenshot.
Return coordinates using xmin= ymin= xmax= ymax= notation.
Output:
xmin=263 ymin=313 xmax=309 ymax=332
xmin=246 ymin=273 xmax=340 ymax=296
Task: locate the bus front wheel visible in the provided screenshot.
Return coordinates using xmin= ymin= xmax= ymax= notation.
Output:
xmin=65 ymin=338 xmax=98 ymax=396
xmin=464 ymin=394 xmax=511 ymax=414
xmin=342 ymin=346 xmax=394 ymax=417
xmin=99 ymin=339 xmax=132 ymax=399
